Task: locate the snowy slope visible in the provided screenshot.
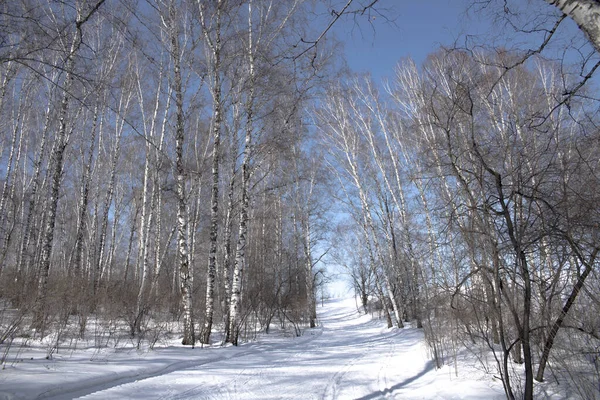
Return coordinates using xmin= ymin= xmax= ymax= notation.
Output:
xmin=0 ymin=298 xmax=504 ymax=399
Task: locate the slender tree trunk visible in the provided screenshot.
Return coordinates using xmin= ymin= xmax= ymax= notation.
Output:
xmin=105 ymin=185 xmax=123 ymax=283
xmin=536 ymin=248 xmax=598 ymax=381
xmin=16 ymin=105 xmax=50 ymax=285
xmin=0 ymin=97 xmax=25 ymax=278
xmin=228 ymin=169 xmax=248 ymax=345
xmin=133 ymin=50 xmax=167 ymax=327
xmin=169 ymin=5 xmax=195 ymax=345
xmin=304 ymin=221 xmax=317 ymax=328
xmin=95 ymin=106 xmax=126 ymax=292
xmin=135 ymin=146 xmax=154 ymax=334
xmin=200 ymin=0 xmax=223 ymax=345
xmin=71 ymin=107 xmax=98 ymax=279
xmin=123 ymin=205 xmax=138 ymax=283
xmin=222 ymin=145 xmax=237 ymax=342
xmin=33 ymin=11 xmax=86 ymax=330
xmin=229 ymin=2 xmax=255 ymax=344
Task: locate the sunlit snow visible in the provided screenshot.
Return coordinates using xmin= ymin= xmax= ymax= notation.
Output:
xmin=0 ymin=298 xmax=504 ymax=399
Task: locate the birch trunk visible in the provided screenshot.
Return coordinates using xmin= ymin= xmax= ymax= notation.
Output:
xmin=34 ymin=0 xmax=106 ymax=330
xmin=71 ymin=107 xmax=98 ymax=279
xmin=169 ymin=4 xmax=195 ymax=345
xmin=95 ymin=91 xmax=129 ymax=290
xmin=134 ymin=137 xmax=154 ymax=333
xmin=0 ymin=96 xmax=25 ymax=278
xmin=34 ymin=20 xmax=80 ymax=331
xmin=105 ymin=184 xmax=123 ymax=283
xmin=545 ymin=0 xmax=600 ymax=53
xmin=221 ymin=143 xmax=237 ymax=342
xmin=228 ymin=0 xmax=256 ymax=345
xmin=304 ymin=219 xmax=317 ymax=328
xmin=347 ymin=147 xmax=403 ymax=328
xmin=15 ymin=104 xmax=50 ymax=283
xmin=200 ymin=0 xmax=223 ymax=345
xmin=133 ymin=52 xmax=167 ymax=334
xmin=0 ymin=94 xmax=26 ymax=277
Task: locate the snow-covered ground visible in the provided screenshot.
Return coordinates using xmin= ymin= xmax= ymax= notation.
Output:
xmin=0 ymin=297 xmax=505 ymax=399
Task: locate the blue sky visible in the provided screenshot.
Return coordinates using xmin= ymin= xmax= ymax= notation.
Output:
xmin=333 ymin=0 xmax=478 ymax=80
xmin=332 ymin=0 xmax=597 ymax=82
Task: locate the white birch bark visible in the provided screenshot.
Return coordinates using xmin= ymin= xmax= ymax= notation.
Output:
xmin=228 ymin=0 xmax=256 ymax=345
xmin=200 ymin=0 xmax=223 ymax=345
xmin=134 ymin=131 xmax=153 ymax=332
xmin=0 ymin=93 xmax=25 ymax=277
xmin=15 ymin=103 xmax=50 ymax=282
xmin=545 ymin=0 xmax=600 ymax=52
xmin=319 ymin=89 xmax=404 ymax=328
xmin=133 ymin=50 xmax=168 ymax=333
xmin=0 ymin=105 xmax=21 ymax=237
xmin=34 ymin=0 xmax=106 ymax=330
xmin=221 ymin=128 xmax=238 ymax=342
xmin=167 ymin=3 xmax=195 ymax=345
xmin=105 ymin=183 xmax=123 ymax=283
xmin=71 ymin=106 xmax=99 ymax=279
xmin=303 ymin=211 xmax=317 ymax=328
xmin=95 ymin=90 xmax=130 ymax=289
xmin=123 ymin=205 xmax=138 ymax=282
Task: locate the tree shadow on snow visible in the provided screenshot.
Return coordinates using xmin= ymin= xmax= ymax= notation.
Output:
xmin=354 ymin=359 xmax=436 ymax=400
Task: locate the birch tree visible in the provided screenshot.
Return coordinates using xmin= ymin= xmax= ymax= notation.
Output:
xmin=166 ymin=0 xmax=195 ymax=346
xmin=227 ymin=0 xmax=307 ymax=344
xmin=318 ymin=84 xmax=404 ymax=328
xmin=0 ymin=76 xmax=27 ymax=279
xmin=227 ymin=0 xmax=256 ymax=345
xmin=199 ymin=0 xmax=225 ymax=346
xmin=392 ymin=46 xmax=600 ymax=399
xmin=543 ymin=0 xmax=600 ymax=52
xmin=34 ymin=0 xmax=106 ymax=331
xmin=132 ymin=49 xmax=169 ymax=336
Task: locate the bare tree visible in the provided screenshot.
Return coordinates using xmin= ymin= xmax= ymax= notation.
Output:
xmin=317 ymin=84 xmax=404 ymax=328
xmin=34 ymin=0 xmax=107 ymax=332
xmin=165 ymin=0 xmax=195 ymax=346
xmin=198 ymin=0 xmax=225 ymax=345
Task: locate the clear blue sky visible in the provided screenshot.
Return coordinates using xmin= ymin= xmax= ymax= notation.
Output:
xmin=332 ymin=0 xmax=595 ymax=81
xmin=332 ymin=0 xmax=485 ymax=80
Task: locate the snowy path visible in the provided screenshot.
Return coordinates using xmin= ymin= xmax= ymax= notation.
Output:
xmin=0 ymin=298 xmax=503 ymax=399
xmin=76 ymin=298 xmax=428 ymax=400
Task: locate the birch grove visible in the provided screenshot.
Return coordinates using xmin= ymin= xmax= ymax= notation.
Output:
xmin=0 ymin=0 xmax=351 ymax=347
xmin=1 ymin=1 xmax=600 ymax=398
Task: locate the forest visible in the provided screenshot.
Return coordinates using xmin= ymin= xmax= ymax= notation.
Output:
xmin=1 ymin=1 xmax=600 ymax=399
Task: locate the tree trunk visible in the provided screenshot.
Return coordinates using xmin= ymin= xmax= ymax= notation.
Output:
xmin=221 ymin=104 xmax=240 ymax=343
xmin=228 ymin=2 xmax=255 ymax=344
xmin=0 ymin=98 xmax=25 ymax=278
xmin=15 ymin=105 xmax=50 ymax=285
xmin=71 ymin=107 xmax=98 ymax=279
xmin=95 ymin=107 xmax=126 ymax=292
xmin=200 ymin=0 xmax=223 ymax=345
xmin=170 ymin=5 xmax=195 ymax=346
xmin=33 ymin=11 xmax=86 ymax=330
xmin=536 ymin=248 xmax=597 ymax=382
xmin=545 ymin=0 xmax=600 ymax=53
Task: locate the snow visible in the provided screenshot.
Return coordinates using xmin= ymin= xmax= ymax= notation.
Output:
xmin=0 ymin=297 xmax=505 ymax=399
